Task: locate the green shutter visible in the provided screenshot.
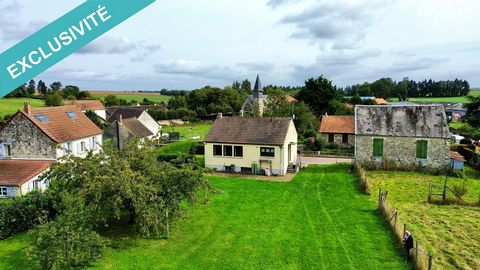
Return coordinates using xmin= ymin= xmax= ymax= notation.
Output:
xmin=416 ymin=140 xmax=428 ymax=159
xmin=373 ymin=138 xmax=384 ymax=157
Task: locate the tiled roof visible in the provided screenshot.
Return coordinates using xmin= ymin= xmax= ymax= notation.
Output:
xmin=320 ymin=115 xmax=355 ymax=134
xmin=449 ymin=151 xmax=466 ymax=162
xmin=107 ymin=108 xmax=145 ymax=123
xmin=375 ymin=98 xmax=389 ymax=105
xmin=0 ymin=160 xmax=52 ymax=187
xmin=355 ymin=105 xmax=450 ymax=138
xmin=205 ymin=117 xmax=293 ymax=145
xmin=64 ymin=100 xmax=105 ymax=111
xmin=286 ymin=95 xmax=298 ymax=103
xmin=122 ymin=118 xmax=153 ymax=137
xmin=21 ymin=106 xmax=103 ymax=143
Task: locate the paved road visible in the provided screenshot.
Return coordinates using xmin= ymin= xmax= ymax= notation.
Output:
xmin=299 ymin=156 xmax=353 ymax=167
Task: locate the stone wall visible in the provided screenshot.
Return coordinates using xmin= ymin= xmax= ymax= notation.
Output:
xmin=0 ymin=114 xmax=57 ymax=159
xmin=355 ymin=135 xmax=450 ymax=172
xmin=321 ymin=133 xmax=354 ymax=148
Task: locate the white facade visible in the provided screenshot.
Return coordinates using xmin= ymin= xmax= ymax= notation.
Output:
xmin=57 ymin=134 xmax=103 ymax=159
xmin=138 ymin=111 xmax=161 ymax=137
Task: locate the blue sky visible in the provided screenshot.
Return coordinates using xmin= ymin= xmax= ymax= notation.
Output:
xmin=1 ymin=0 xmax=479 ymax=91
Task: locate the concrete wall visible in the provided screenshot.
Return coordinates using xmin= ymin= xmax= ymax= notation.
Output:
xmin=139 ymin=112 xmax=161 ymax=136
xmin=321 ymin=133 xmax=354 ymax=148
xmin=0 ymin=114 xmax=57 ymax=160
xmin=205 ymin=121 xmax=297 ymax=175
xmin=355 ymin=135 xmax=450 ymax=172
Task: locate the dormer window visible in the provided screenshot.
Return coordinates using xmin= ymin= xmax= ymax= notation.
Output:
xmin=66 ymin=112 xmax=78 ymax=118
xmin=36 ymin=115 xmax=49 ymax=122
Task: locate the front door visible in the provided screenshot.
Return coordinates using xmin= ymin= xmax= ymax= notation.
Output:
xmin=288 ymin=144 xmax=292 ymax=163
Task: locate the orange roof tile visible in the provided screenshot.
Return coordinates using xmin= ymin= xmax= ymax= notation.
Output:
xmin=375 ymin=98 xmax=388 ymax=105
xmin=20 ymin=106 xmax=103 ymax=143
xmin=320 ymin=115 xmax=355 ymax=134
xmin=0 ymin=160 xmax=52 ymax=187
xmin=286 ymin=95 xmax=298 ymax=103
xmin=64 ymin=100 xmax=105 ymax=111
xmin=449 ymin=151 xmax=466 ymax=162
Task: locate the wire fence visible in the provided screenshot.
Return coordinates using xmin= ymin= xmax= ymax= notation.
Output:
xmin=353 ymin=163 xmax=435 ymax=270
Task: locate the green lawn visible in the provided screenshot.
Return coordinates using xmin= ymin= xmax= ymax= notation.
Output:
xmin=90 ymin=93 xmax=171 ymax=104
xmin=0 ymin=98 xmax=45 ymax=118
xmin=0 ymin=164 xmax=410 ymax=269
xmin=391 ymin=90 xmax=480 ymax=103
xmin=157 ymin=141 xmax=198 ymax=155
xmin=367 ymin=168 xmax=480 ymax=270
xmin=162 ymin=123 xmax=212 ymax=141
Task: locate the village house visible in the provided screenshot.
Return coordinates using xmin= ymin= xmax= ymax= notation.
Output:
xmin=0 ymin=160 xmax=52 ymax=198
xmin=64 ymin=99 xmax=106 ymax=119
xmin=0 ymin=102 xmax=103 ymax=160
xmin=106 ymin=115 xmax=155 ymax=149
xmin=319 ymin=115 xmax=355 ymax=148
xmin=107 ymin=107 xmax=161 ymax=137
xmin=204 ymin=116 xmax=298 ymax=176
xmin=355 ymin=105 xmax=451 ymax=172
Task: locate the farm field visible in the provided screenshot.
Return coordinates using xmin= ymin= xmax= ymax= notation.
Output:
xmin=162 ymin=122 xmax=212 ymax=140
xmin=367 ymin=168 xmax=480 ymax=270
xmin=90 ymin=91 xmax=171 ymax=104
xmin=0 ymin=98 xmax=45 ymax=118
xmin=0 ymin=164 xmax=410 ymax=270
xmin=391 ymin=90 xmax=480 ymax=103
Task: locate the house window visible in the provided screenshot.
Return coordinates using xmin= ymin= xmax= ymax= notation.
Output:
xmin=4 ymin=144 xmax=12 ymax=157
xmin=373 ymin=138 xmax=384 ymax=157
xmin=223 ymin=145 xmax=233 ymax=157
xmin=35 ymin=114 xmax=49 ymax=122
xmin=32 ymin=180 xmax=39 ymax=190
xmin=234 ymin=146 xmax=243 ymax=157
xmin=328 ymin=134 xmax=335 ymax=143
xmin=260 ymin=147 xmax=275 ymax=157
xmin=91 ymin=137 xmax=97 ymax=149
xmin=213 ymin=145 xmax=222 ymax=156
xmin=64 ymin=142 xmax=72 ymax=154
xmin=342 ymin=134 xmax=349 ymax=143
xmin=0 ymin=187 xmax=7 ymax=197
xmin=416 ymin=140 xmax=428 ymax=159
xmin=80 ymin=141 xmax=86 ymax=152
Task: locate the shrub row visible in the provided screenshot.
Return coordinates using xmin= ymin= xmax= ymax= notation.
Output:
xmin=0 ymin=191 xmax=55 ymax=239
xmin=353 ymin=163 xmax=371 ymax=195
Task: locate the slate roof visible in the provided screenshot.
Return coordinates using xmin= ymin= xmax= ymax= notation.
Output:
xmin=121 ymin=118 xmax=153 ymax=137
xmin=320 ymin=115 xmax=355 ymax=134
xmin=20 ymin=106 xmax=103 ymax=143
xmin=64 ymin=100 xmax=105 ymax=111
xmin=0 ymin=160 xmax=52 ymax=187
xmin=107 ymin=108 xmax=145 ymax=123
xmin=205 ymin=117 xmax=293 ymax=145
xmin=355 ymin=105 xmax=450 ymax=138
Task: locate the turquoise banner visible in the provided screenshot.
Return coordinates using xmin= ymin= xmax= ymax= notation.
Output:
xmin=0 ymin=0 xmax=155 ymax=97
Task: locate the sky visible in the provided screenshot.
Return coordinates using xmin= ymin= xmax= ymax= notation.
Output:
xmin=1 ymin=0 xmax=479 ymax=91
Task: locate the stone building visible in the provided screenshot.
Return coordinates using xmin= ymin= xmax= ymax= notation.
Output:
xmin=355 ymin=105 xmax=450 ymax=172
xmin=0 ymin=160 xmax=52 ymax=198
xmin=319 ymin=115 xmax=355 ymax=148
xmin=107 ymin=107 xmax=161 ymax=137
xmin=241 ymin=75 xmax=268 ymax=117
xmin=0 ymin=102 xmax=103 ymax=160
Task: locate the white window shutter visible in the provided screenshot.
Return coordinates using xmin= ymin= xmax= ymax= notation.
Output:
xmin=0 ymin=144 xmax=4 ymax=157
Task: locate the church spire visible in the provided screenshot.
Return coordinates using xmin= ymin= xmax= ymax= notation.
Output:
xmin=253 ymin=74 xmax=262 ymax=97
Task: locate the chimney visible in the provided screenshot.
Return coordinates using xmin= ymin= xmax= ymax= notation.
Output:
xmin=24 ymin=101 xmax=31 ymax=115
xmin=217 ymin=112 xmax=223 ymax=119
xmin=240 ymin=110 xmax=244 ymax=117
xmin=116 ymin=114 xmax=123 ymax=124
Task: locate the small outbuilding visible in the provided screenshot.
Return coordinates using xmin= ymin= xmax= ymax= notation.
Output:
xmin=449 ymin=151 xmax=466 ymax=171
xmin=319 ymin=115 xmax=355 ymax=148
xmin=0 ymin=160 xmax=52 ymax=198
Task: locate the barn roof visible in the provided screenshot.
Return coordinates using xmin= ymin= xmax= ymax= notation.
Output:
xmin=205 ymin=117 xmax=293 ymax=145
xmin=64 ymin=100 xmax=105 ymax=111
xmin=320 ymin=115 xmax=355 ymax=134
xmin=355 ymin=105 xmax=450 ymax=138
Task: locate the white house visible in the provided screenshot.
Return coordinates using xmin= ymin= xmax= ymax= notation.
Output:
xmin=64 ymin=99 xmax=107 ymax=120
xmin=0 ymin=160 xmax=52 ymax=198
xmin=204 ymin=116 xmax=298 ymax=176
xmin=107 ymin=107 xmax=161 ymax=138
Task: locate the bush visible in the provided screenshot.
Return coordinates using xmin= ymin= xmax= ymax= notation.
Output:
xmin=451 ymin=182 xmax=468 ymax=201
xmin=27 ymin=211 xmax=105 ymax=270
xmin=45 ymin=94 xmax=64 ymax=106
xmin=0 ymin=191 xmax=55 ymax=239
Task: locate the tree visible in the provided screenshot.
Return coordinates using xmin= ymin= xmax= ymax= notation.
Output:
xmin=465 ymin=95 xmax=480 ymax=128
xmin=296 ymin=76 xmax=340 ymax=116
xmin=77 ymin=91 xmax=93 ymax=100
xmin=263 ymin=90 xmax=292 ymax=117
xmin=241 ymin=79 xmax=252 ymax=94
xmin=27 ymin=79 xmax=36 ymax=96
xmin=85 ymin=110 xmax=108 ymax=130
xmin=293 ymin=102 xmax=319 ymax=138
xmin=45 ymin=93 xmax=64 ymax=106
xmin=232 ymin=81 xmax=241 ymax=91
xmin=370 ymin=78 xmax=395 ymax=98
xmin=104 ymin=95 xmax=120 ymax=106
xmin=6 ymin=83 xmax=29 ymax=98
xmin=62 ymin=85 xmax=80 ymax=99
xmin=50 ymin=81 xmax=62 ymax=92
xmin=37 ymin=80 xmax=48 ymax=96
xmin=168 ymin=96 xmax=187 ymax=109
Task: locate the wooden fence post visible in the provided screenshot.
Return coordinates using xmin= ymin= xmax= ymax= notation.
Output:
xmin=428 ymin=255 xmax=433 ymax=270
xmin=428 ymin=184 xmax=432 ymax=203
